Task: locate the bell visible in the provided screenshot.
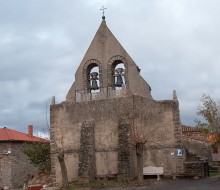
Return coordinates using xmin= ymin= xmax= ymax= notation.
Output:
xmin=115 ymin=68 xmax=124 ymax=87
xmin=90 ymin=80 xmax=99 ymax=90
xmin=115 ymin=75 xmax=123 ymax=87
xmin=90 ymin=72 xmax=99 ymax=90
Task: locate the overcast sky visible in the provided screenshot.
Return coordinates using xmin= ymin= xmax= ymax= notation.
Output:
xmin=0 ymin=0 xmax=219 ymax=136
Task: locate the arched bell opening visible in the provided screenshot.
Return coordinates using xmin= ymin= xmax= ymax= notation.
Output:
xmin=86 ymin=64 xmax=100 ymax=93
xmin=114 ymin=62 xmax=126 ymax=90
xmin=107 ymin=55 xmax=128 ymax=90
xmin=83 ymin=59 xmax=102 ymax=93
xmin=89 ymin=66 xmax=100 ymax=93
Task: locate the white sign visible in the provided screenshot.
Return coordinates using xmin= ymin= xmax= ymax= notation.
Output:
xmin=176 ymin=149 xmax=183 ymax=157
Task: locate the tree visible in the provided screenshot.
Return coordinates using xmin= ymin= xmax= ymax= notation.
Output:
xmin=130 ymin=123 xmax=168 ymax=183
xmin=47 ymin=100 xmax=69 ymax=188
xmin=50 ymin=117 xmax=69 ymax=188
xmin=196 ymin=94 xmax=220 ymax=143
xmin=57 ymin=148 xmax=68 ymax=187
xmin=23 ymin=141 xmax=51 ymax=174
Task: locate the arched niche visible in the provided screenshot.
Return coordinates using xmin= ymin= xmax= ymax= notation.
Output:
xmin=107 ymin=55 xmax=128 ymax=89
xmin=83 ymin=59 xmax=102 ymax=92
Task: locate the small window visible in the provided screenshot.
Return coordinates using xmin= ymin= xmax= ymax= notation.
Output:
xmin=213 ymin=146 xmax=218 ymax=154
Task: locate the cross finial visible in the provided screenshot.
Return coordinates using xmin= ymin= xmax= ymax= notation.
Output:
xmin=100 ymin=6 xmax=107 ymax=19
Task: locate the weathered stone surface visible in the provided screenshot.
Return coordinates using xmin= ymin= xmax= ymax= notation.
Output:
xmin=66 ymin=20 xmax=152 ymax=103
xmin=117 ymin=122 xmax=132 ymax=181
xmin=78 ymin=120 xmax=96 ymax=180
xmin=0 ymin=142 xmax=38 ymax=188
xmin=49 ymin=18 xmax=192 ymax=186
xmin=50 ymin=95 xmax=182 ymax=184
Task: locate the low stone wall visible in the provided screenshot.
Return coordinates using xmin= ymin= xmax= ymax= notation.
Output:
xmin=182 ymin=140 xmax=212 ymax=162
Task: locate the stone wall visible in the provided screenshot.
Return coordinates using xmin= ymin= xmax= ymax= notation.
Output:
xmin=182 ymin=126 xmax=212 ymax=162
xmin=117 ymin=122 xmax=132 ymax=181
xmin=0 ymin=143 xmax=12 ymax=187
xmin=143 ymin=146 xmax=184 ymax=176
xmin=11 ymin=143 xmax=38 ymax=188
xmin=182 ymin=140 xmax=212 ymax=162
xmin=78 ymin=120 xmax=96 ymax=180
xmin=180 ymin=126 xmax=212 ymax=176
xmin=66 ymin=20 xmax=152 ymax=103
xmin=50 ymin=94 xmax=181 ymax=185
xmin=0 ymin=142 xmax=38 ymax=188
xmin=133 ymin=97 xmax=183 ymax=176
xmin=182 ymin=126 xmax=207 ymax=141
xmin=50 ymin=96 xmax=132 ymax=185
xmin=132 ymin=97 xmax=182 ymax=150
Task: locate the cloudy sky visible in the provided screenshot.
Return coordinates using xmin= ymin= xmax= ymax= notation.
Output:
xmin=1 ymin=0 xmax=219 ymax=136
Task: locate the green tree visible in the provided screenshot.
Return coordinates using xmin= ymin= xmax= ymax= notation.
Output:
xmin=23 ymin=141 xmax=51 ymax=174
xmin=196 ymin=94 xmax=220 ymax=142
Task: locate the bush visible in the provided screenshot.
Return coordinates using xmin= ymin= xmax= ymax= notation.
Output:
xmin=23 ymin=141 xmax=51 ymax=174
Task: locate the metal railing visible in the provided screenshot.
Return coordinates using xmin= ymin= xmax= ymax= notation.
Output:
xmin=75 ymin=85 xmax=127 ymax=102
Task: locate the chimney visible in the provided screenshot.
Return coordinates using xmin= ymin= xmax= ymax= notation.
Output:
xmin=28 ymin=125 xmax=33 ymax=137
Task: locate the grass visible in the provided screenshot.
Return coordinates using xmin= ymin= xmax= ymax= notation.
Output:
xmin=209 ymin=171 xmax=220 ymax=177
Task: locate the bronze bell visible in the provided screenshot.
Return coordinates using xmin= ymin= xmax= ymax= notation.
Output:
xmin=115 ymin=68 xmax=124 ymax=87
xmin=90 ymin=72 xmax=99 ymax=90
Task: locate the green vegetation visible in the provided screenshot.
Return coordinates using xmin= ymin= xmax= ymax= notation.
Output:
xmin=196 ymin=94 xmax=220 ymax=142
xmin=209 ymin=171 xmax=219 ymax=177
xmin=23 ymin=141 xmax=51 ymax=174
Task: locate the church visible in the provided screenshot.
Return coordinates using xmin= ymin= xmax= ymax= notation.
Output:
xmin=50 ymin=15 xmax=210 ymax=186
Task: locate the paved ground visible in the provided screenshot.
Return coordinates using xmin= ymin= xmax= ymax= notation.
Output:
xmin=10 ymin=176 xmax=220 ymax=190
xmin=97 ymin=176 xmax=220 ymax=190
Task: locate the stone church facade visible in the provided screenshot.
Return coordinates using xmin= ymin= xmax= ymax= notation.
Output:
xmin=50 ymin=18 xmax=206 ymax=186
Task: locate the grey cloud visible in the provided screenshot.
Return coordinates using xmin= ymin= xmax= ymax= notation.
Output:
xmin=0 ymin=0 xmax=219 ymax=133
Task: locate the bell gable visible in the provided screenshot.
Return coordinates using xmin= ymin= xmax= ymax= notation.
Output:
xmin=66 ymin=18 xmax=152 ymax=102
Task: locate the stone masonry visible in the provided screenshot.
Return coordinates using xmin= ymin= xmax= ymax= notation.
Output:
xmin=50 ymin=94 xmax=182 ymax=185
xmin=50 ymin=17 xmax=206 ymax=186
xmin=78 ymin=120 xmax=96 ymax=180
xmin=117 ymin=121 xmax=132 ymax=181
xmin=0 ymin=142 xmax=38 ymax=188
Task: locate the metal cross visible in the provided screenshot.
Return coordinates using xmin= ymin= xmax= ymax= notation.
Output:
xmin=100 ymin=6 xmax=107 ymax=17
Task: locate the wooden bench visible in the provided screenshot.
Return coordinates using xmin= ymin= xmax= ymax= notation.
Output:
xmin=143 ymin=166 xmax=164 ymax=181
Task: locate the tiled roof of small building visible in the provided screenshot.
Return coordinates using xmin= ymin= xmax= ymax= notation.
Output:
xmin=0 ymin=127 xmax=49 ymax=142
xmin=182 ymin=124 xmax=211 ymax=142
xmin=182 ymin=125 xmax=201 ymax=132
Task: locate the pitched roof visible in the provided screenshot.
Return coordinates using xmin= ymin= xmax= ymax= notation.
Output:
xmin=66 ymin=18 xmax=152 ymax=102
xmin=0 ymin=127 xmax=49 ymax=142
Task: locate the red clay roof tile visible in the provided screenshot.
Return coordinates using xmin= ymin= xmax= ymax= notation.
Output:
xmin=0 ymin=127 xmax=49 ymax=142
